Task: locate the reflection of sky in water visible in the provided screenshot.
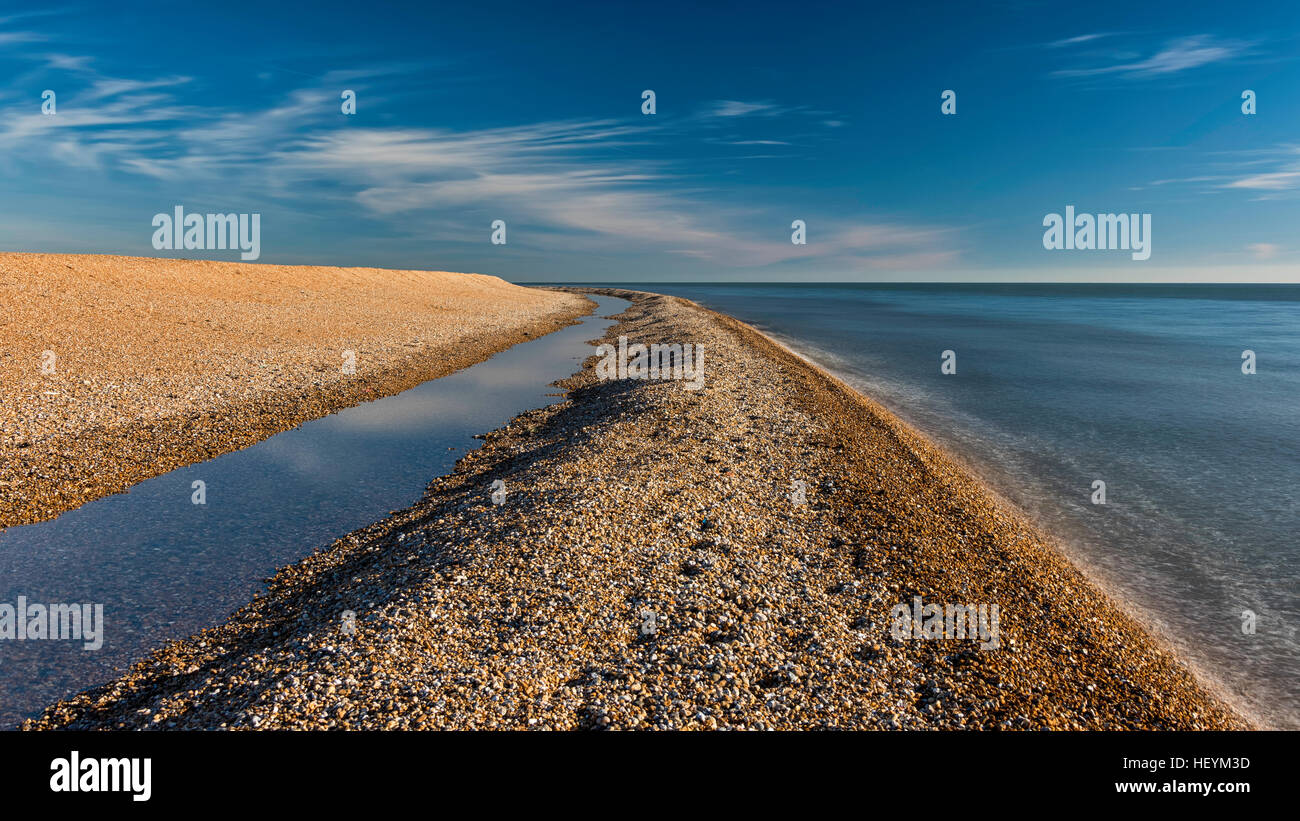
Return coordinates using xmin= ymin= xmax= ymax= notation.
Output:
xmin=0 ymin=296 xmax=626 ymax=727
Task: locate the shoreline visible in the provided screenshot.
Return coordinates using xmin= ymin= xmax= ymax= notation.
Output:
xmin=699 ymin=305 xmax=1268 ymax=729
xmin=0 ymin=253 xmax=592 ymax=530
xmin=24 ymin=288 xmax=1249 ymax=730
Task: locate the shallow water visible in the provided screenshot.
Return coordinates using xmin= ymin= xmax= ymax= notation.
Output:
xmin=624 ymin=283 xmax=1299 ymax=729
xmin=0 ymin=295 xmax=627 ymax=727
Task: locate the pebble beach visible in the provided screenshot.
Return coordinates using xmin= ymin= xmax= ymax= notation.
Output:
xmin=22 ymin=287 xmax=1249 ymax=731
xmin=0 ymin=254 xmax=590 ymax=530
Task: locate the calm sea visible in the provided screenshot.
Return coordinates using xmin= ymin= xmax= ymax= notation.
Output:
xmin=629 ymin=283 xmax=1299 ymax=729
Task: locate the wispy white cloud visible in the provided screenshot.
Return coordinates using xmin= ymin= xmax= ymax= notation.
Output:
xmin=1219 ymin=145 xmax=1300 ymax=192
xmin=0 ymin=30 xmax=46 ymax=44
xmin=1225 ymin=170 xmax=1300 ymax=190
xmin=1046 ymin=33 xmax=1116 ymax=48
xmin=1053 ymin=35 xmax=1247 ymax=78
xmin=1138 ymin=145 xmax=1300 ymax=198
xmin=39 ymin=53 xmax=94 ymax=71
xmin=0 ymin=43 xmax=952 ymax=272
xmin=270 ymin=115 xmax=956 ymax=270
xmin=0 ymin=8 xmax=71 ymax=26
xmin=703 ymin=100 xmax=782 ymax=118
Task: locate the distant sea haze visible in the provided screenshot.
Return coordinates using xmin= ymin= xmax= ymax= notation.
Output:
xmin=625 ymin=282 xmax=1300 ymax=729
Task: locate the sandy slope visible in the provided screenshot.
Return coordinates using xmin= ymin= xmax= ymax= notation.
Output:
xmin=0 ymin=253 xmax=590 ymax=529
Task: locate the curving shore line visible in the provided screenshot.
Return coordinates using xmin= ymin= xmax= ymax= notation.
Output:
xmin=0 ymin=254 xmax=592 ymax=530
xmin=25 ymin=288 xmax=1249 ymax=730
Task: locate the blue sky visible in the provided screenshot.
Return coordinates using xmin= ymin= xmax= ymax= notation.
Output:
xmin=2 ymin=0 xmax=1298 ymax=281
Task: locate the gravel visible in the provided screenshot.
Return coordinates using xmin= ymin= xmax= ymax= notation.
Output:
xmin=0 ymin=253 xmax=589 ymax=529
xmin=22 ymin=288 xmax=1249 ymax=730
